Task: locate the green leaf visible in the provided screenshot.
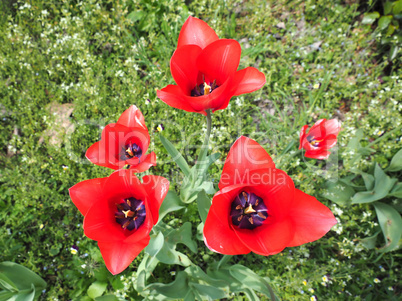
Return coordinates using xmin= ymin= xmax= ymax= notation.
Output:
xmin=360 ymin=231 xmax=381 ymax=249
xmin=373 ymin=202 xmax=402 ymax=252
xmin=159 ymin=134 xmax=190 ymax=176
xmin=386 ymin=149 xmax=402 ymax=172
xmin=384 ymin=1 xmax=393 ymax=14
xmin=87 ymin=281 xmax=107 ymax=299
xmin=229 ymin=265 xmax=277 ymax=300
xmin=0 ymin=262 xmax=46 ymax=296
xmin=146 ymin=271 xmax=190 ymax=299
xmin=0 ymin=273 xmax=18 ymax=291
xmin=352 ymin=164 xmax=397 ymax=204
xmin=389 ymin=182 xmax=402 ymax=198
xmin=145 ymin=232 xmax=164 ymax=257
xmin=196 ymin=190 xmax=211 ymax=224
xmin=322 ymin=180 xmax=355 ymax=206
xmin=95 ymin=295 xmax=119 ymax=301
xmin=378 ymin=15 xmax=393 ymax=31
xmin=360 ymin=172 xmax=375 ymax=190
xmin=393 ymin=0 xmax=402 ymax=14
xmin=157 ymin=191 xmax=184 ymax=222
xmin=362 ymin=11 xmax=380 ymax=24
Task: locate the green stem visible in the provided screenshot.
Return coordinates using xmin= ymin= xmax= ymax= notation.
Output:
xmin=197 ymin=109 xmax=212 ymax=166
xmin=367 ymin=124 xmax=402 ymax=147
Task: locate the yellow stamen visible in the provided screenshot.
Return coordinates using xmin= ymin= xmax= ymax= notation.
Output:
xmin=122 ymin=210 xmax=134 ymax=218
xmin=204 ymin=82 xmax=211 ymax=95
xmin=126 ymin=147 xmax=134 ymax=157
xmin=244 ymin=204 xmax=256 ymax=214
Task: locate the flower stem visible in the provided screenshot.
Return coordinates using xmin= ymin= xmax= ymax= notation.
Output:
xmin=197 ymin=109 xmax=212 ymax=166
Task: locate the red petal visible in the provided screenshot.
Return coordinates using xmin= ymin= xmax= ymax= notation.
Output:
xmin=103 ymin=170 xmax=148 ymax=201
xmin=203 ymin=186 xmax=251 ymax=255
xmin=69 ymin=177 xmax=107 ymax=216
xmin=324 ymin=119 xmax=341 ymax=136
xmin=129 ymin=152 xmax=157 ymax=173
xmin=141 ymin=175 xmax=170 ymax=224
xmin=170 ymin=45 xmax=202 ymax=93
xmin=157 ymin=85 xmax=205 ymax=115
xmin=299 ymin=125 xmax=308 ymax=150
xmin=177 ymin=16 xmax=219 ymax=49
xmin=197 ymin=39 xmax=241 ymax=85
xmin=323 ymin=134 xmax=338 ymax=149
xmin=234 ymin=217 xmax=293 ymax=256
xmin=232 ymin=67 xmax=266 ymax=96
xmin=98 ymin=238 xmax=150 ymax=275
xmin=304 ymin=150 xmax=331 ymax=159
xmin=219 ymin=136 xmax=275 ymax=189
xmin=307 ymin=119 xmax=326 ymax=139
xmin=86 ymin=141 xmax=118 ymax=169
xmin=287 ymin=189 xmax=337 ymax=247
xmin=117 ymin=105 xmax=147 ymax=130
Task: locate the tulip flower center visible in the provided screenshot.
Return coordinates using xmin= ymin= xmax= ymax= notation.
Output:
xmin=121 ymin=142 xmax=142 ymax=160
xmin=115 ymin=197 xmax=146 ymax=231
xmin=191 ymin=80 xmax=218 ymax=97
xmin=306 ymin=135 xmax=324 ymax=147
xmin=230 ymin=191 xmax=268 ymax=230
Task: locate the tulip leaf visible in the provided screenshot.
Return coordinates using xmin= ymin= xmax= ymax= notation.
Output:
xmin=146 ymin=271 xmax=190 ymax=299
xmin=352 ymin=164 xmax=397 ymax=204
xmin=136 ymin=253 xmax=159 ymax=293
xmin=373 ymin=202 xmax=402 ymax=252
xmin=322 ymin=180 xmax=354 ymax=206
xmin=361 ymin=172 xmax=375 ymax=191
xmin=145 ymin=232 xmax=164 ymax=257
xmin=386 ymin=149 xmax=402 ymax=172
xmin=157 ymin=190 xmax=184 ymax=222
xmin=389 ymin=182 xmax=402 ymax=198
xmin=196 ymin=190 xmax=211 ymax=224
xmin=165 ymin=222 xmax=197 ymax=253
xmin=87 ymin=281 xmax=107 ymax=299
xmin=360 ymin=231 xmax=381 ymax=250
xmin=229 ymin=265 xmax=278 ymax=300
xmin=0 ymin=262 xmax=46 ymax=298
xmin=362 ymin=11 xmax=380 ymax=24
xmin=159 ymin=134 xmax=190 ymax=176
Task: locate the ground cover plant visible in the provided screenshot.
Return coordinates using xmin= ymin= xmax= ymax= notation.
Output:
xmin=0 ymin=0 xmax=401 ymax=300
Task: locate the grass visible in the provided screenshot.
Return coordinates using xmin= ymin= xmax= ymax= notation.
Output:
xmin=0 ymin=0 xmax=401 ymax=300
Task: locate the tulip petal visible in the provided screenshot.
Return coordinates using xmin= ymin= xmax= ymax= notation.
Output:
xmin=219 ymin=136 xmax=275 ymax=189
xmin=170 ymin=45 xmax=202 ymax=93
xmin=203 ymin=187 xmax=251 ymax=255
xmin=197 ymin=39 xmax=241 ymax=85
xmin=103 ymin=170 xmax=147 ymax=201
xmin=177 ymin=16 xmax=219 ymax=49
xmin=117 ymin=105 xmax=147 ymax=130
xmin=304 ymin=150 xmax=331 ymax=159
xmin=234 ymin=217 xmax=293 ymax=256
xmin=299 ymin=125 xmax=308 ymax=149
xmin=157 ymin=85 xmax=205 ymax=115
xmin=69 ymin=177 xmax=107 ymax=216
xmin=232 ymin=67 xmax=266 ymax=96
xmin=98 ymin=238 xmax=150 ymax=275
xmin=86 ymin=141 xmax=118 ymax=169
xmin=129 ymin=152 xmax=157 ymax=173
xmin=141 ymin=175 xmax=170 ymax=224
xmin=287 ymin=189 xmax=337 ymax=247
xmin=324 ymin=119 xmax=341 ymax=136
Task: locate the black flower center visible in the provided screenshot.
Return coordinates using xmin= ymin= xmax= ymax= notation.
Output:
xmin=115 ymin=197 xmax=146 ymax=231
xmin=230 ymin=191 xmax=268 ymax=230
xmin=121 ymin=142 xmax=142 ymax=160
xmin=191 ymin=80 xmax=218 ymax=97
xmin=306 ymin=135 xmax=323 ymax=147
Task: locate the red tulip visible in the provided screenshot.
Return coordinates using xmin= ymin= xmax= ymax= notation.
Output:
xmin=299 ymin=119 xmax=341 ymax=159
xmin=203 ymin=136 xmax=337 ymax=255
xmin=157 ymin=16 xmax=266 ymax=115
xmin=69 ymin=169 xmax=169 ymax=274
xmin=86 ymin=105 xmax=156 ymax=172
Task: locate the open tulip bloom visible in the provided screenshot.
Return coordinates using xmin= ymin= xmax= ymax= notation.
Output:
xmin=86 ymin=105 xmax=156 ymax=172
xmin=203 ymin=136 xmax=337 ymax=255
xmin=299 ymin=118 xmax=341 ymax=160
xmin=69 ymin=169 xmax=169 ymax=275
xmin=157 ymin=16 xmax=266 ymax=115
